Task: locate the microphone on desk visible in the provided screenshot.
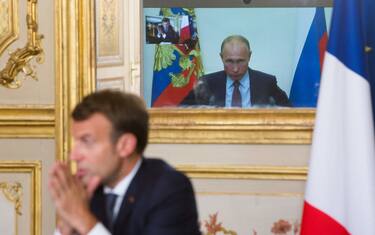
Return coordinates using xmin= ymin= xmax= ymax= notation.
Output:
xmin=269 ymin=96 xmax=276 ymax=106
xmin=194 ymin=80 xmax=213 ymax=105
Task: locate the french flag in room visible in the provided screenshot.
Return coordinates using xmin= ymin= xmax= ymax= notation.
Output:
xmin=301 ymin=0 xmax=375 ymax=234
xmin=151 ymin=8 xmax=204 ymax=107
xmin=289 ymin=7 xmax=328 ymax=107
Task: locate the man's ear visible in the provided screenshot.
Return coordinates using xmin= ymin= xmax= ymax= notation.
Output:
xmin=116 ymin=133 xmax=137 ymax=158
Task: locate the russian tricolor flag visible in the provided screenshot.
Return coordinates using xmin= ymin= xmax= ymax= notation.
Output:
xmin=151 ymin=8 xmax=204 ymax=107
xmin=301 ymin=0 xmax=375 ymax=234
xmin=289 ymin=8 xmax=328 ymax=107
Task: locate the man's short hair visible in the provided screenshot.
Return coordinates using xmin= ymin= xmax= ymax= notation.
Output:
xmin=220 ymin=35 xmax=252 ymax=55
xmin=162 ymin=17 xmax=170 ymax=23
xmin=72 ymin=90 xmax=149 ymax=154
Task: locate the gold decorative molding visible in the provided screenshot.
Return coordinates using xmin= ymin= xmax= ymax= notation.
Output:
xmin=0 ymin=0 xmax=44 ymax=88
xmin=0 ymin=181 xmax=22 ymax=215
xmin=56 ymin=0 xmax=96 ymax=161
xmin=0 ymin=105 xmax=54 ymax=138
xmin=0 ymin=0 xmax=19 ymax=55
xmin=0 ymin=161 xmax=41 ymax=235
xmin=177 ymin=164 xmax=308 ymax=180
xmin=150 ymin=108 xmax=314 ymax=144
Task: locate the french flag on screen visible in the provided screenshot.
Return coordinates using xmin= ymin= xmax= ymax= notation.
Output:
xmin=301 ymin=0 xmax=375 ymax=234
xmin=179 ymin=15 xmax=191 ymax=43
xmin=289 ymin=7 xmax=328 ymax=107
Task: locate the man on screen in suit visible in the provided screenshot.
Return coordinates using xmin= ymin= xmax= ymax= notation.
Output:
xmin=188 ymin=35 xmax=290 ymax=107
xmin=48 ymin=90 xmax=200 ymax=235
xmin=156 ymin=17 xmax=179 ymax=44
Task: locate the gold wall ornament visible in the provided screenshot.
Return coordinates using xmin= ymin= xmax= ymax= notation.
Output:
xmin=0 ymin=105 xmax=54 ymax=138
xmin=0 ymin=0 xmax=19 ymax=55
xmin=0 ymin=181 xmax=22 ymax=215
xmin=0 ymin=0 xmax=44 ymax=88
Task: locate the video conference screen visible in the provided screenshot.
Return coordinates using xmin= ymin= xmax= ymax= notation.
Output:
xmin=143 ymin=3 xmax=332 ymax=108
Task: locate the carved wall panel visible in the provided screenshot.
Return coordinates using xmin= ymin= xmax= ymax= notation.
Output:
xmin=97 ymin=76 xmax=125 ymax=90
xmin=96 ymin=0 xmax=123 ymax=66
xmin=0 ymin=161 xmax=41 ymax=235
xmin=189 ymin=170 xmax=306 ymax=235
xmin=0 ymin=0 xmax=18 ymax=56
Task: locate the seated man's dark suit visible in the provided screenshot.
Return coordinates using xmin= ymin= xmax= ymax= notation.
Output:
xmin=90 ymin=158 xmax=201 ymax=235
xmin=187 ymin=68 xmax=290 ymax=107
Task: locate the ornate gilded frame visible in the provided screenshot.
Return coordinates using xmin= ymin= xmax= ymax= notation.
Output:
xmin=0 ymin=0 xmax=44 ymax=88
xmin=0 ymin=161 xmax=41 ymax=235
xmin=150 ymin=108 xmax=314 ymax=144
xmin=56 ymin=0 xmax=320 ymax=161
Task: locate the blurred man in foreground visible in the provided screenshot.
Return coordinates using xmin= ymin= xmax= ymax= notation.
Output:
xmin=49 ymin=90 xmax=200 ymax=235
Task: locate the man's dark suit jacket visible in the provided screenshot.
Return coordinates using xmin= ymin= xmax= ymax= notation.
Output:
xmin=157 ymin=25 xmax=179 ymax=44
xmin=185 ymin=68 xmax=291 ymax=107
xmin=90 ymin=158 xmax=201 ymax=235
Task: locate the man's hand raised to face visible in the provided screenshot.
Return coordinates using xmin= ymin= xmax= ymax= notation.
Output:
xmin=49 ymin=162 xmax=101 ymax=234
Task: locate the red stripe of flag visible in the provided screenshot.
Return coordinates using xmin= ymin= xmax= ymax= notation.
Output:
xmin=152 ymin=68 xmax=197 ymax=107
xmin=319 ymin=32 xmax=328 ymax=72
xmin=301 ymin=201 xmax=350 ymax=235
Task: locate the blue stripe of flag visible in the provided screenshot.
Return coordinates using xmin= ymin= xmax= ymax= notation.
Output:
xmin=327 ymin=0 xmax=367 ymax=79
xmin=151 ymin=8 xmax=195 ymax=106
xmin=289 ymin=8 xmax=327 ymax=107
xmin=362 ymin=0 xmax=375 ymax=123
xmin=151 ymin=50 xmax=182 ymax=104
xmin=328 ymin=0 xmax=375 ymax=127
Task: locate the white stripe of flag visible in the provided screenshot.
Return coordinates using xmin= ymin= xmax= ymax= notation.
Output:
xmin=301 ymin=0 xmax=375 ymax=234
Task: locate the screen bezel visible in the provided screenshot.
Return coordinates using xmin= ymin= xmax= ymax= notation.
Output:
xmin=143 ymin=0 xmax=333 ymax=8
